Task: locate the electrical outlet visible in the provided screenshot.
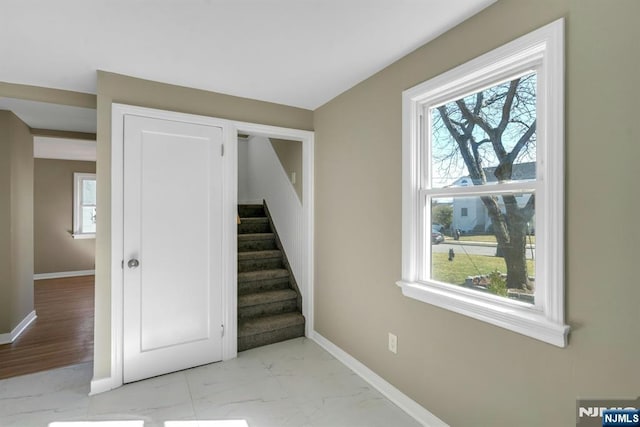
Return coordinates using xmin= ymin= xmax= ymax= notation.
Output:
xmin=388 ymin=332 xmax=397 ymax=354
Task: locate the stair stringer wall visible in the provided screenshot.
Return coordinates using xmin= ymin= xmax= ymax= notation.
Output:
xmin=243 ymin=135 xmax=307 ymax=322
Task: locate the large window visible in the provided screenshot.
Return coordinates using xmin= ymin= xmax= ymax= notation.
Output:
xmin=398 ymin=19 xmax=569 ymax=346
xmin=73 ymin=172 xmax=96 ymax=239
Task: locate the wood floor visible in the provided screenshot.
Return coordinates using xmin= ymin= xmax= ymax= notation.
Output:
xmin=0 ymin=275 xmax=94 ymax=380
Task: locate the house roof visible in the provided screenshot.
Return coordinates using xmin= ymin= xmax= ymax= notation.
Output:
xmin=451 ymin=161 xmax=536 ymax=186
xmin=484 ymin=162 xmax=536 ymax=182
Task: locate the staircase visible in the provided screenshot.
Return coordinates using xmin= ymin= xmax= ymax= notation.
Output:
xmin=237 ymin=203 xmax=305 ymax=351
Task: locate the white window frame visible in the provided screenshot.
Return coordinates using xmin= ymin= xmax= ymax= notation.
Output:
xmin=398 ymin=19 xmax=569 ymax=347
xmin=73 ymin=172 xmax=97 ymax=239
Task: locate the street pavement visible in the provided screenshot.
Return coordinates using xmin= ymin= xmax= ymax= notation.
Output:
xmin=433 ymin=240 xmax=535 ymax=260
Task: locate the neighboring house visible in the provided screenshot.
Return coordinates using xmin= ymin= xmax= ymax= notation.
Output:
xmin=450 ymin=162 xmax=536 ymax=233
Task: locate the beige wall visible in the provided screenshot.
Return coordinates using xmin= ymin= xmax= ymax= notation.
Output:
xmin=270 ymin=138 xmax=303 ymax=201
xmin=34 ymin=159 xmax=96 ymax=274
xmin=0 ymin=112 xmax=13 ymax=333
xmin=0 ymin=110 xmax=34 ymax=334
xmin=313 ymin=0 xmax=640 ymax=426
xmin=93 ymin=71 xmax=314 ymax=379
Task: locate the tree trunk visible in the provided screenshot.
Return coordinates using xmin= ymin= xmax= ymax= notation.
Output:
xmin=501 ymin=227 xmax=530 ymax=289
xmin=500 ymin=195 xmax=532 ymax=289
xmin=481 ymin=195 xmax=533 ymax=290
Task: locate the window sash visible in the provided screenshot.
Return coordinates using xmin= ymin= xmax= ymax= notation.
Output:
xmin=420 ymin=181 xmax=538 ymax=198
xmin=418 ymin=189 xmax=541 ymax=310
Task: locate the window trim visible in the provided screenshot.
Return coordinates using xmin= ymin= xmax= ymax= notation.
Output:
xmin=398 ymin=19 xmax=569 ymax=347
xmin=73 ymin=172 xmax=97 ymax=239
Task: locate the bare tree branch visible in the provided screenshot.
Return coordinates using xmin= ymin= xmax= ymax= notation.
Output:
xmin=456 ymin=99 xmax=494 ymax=141
xmin=495 ymin=119 xmax=536 ymax=179
xmin=473 ymin=91 xmax=484 ymax=116
xmin=497 ymin=79 xmax=520 ymax=135
xmin=437 ymin=106 xmax=483 ymax=181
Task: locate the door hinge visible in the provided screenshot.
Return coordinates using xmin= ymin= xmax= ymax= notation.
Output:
xmin=121 ymin=260 xmax=124 ymax=269
xmin=221 ymin=324 xmax=225 ymax=337
xmin=221 ymin=144 xmax=224 ymax=157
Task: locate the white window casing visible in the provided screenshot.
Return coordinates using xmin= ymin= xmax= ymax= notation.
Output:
xmin=398 ymin=19 xmax=569 ymax=347
xmin=73 ymin=172 xmax=97 ymax=239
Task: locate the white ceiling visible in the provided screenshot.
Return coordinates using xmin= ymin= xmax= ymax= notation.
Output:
xmin=1 ymin=0 xmax=494 ymax=112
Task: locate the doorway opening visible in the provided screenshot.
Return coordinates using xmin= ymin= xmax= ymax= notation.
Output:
xmin=0 ymin=97 xmax=97 ymax=379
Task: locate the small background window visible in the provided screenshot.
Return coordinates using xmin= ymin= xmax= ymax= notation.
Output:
xmin=73 ymin=172 xmax=96 ymax=238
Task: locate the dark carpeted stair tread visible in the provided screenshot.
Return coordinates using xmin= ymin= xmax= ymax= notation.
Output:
xmin=238 ymin=289 xmax=297 ymax=308
xmin=238 ymin=274 xmax=290 ymax=295
xmin=238 ymin=233 xmax=277 ymax=252
xmin=237 ymin=323 xmax=305 ymax=351
xmin=238 ymin=217 xmax=268 ymax=224
xmin=238 ymin=312 xmax=305 ymax=338
xmin=238 ymin=289 xmax=298 ymax=318
xmin=238 ymin=233 xmax=275 ymax=241
xmin=237 ymin=250 xmax=282 ymax=261
xmin=237 ymin=250 xmax=284 ymax=272
xmin=238 ymin=269 xmax=289 ymax=282
xmin=238 ymin=217 xmax=271 ymax=234
xmin=238 ymin=205 xmax=265 ymax=218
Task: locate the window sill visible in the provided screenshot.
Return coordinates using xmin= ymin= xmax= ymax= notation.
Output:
xmin=72 ymin=233 xmax=96 ymax=240
xmin=396 ymin=280 xmax=570 ymax=347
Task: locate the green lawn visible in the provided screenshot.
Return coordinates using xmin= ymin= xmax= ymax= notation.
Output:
xmin=431 ymin=252 xmax=535 ymax=286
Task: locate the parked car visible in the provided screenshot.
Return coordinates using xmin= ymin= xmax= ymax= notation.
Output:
xmin=432 ymin=223 xmax=445 ymax=233
xmin=431 ymin=226 xmax=445 ymax=245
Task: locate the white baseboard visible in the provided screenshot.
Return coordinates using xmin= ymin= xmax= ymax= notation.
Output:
xmin=0 ymin=310 xmax=37 ymax=344
xmin=310 ymin=331 xmax=449 ymax=427
xmin=89 ymin=376 xmax=121 ymax=396
xmin=34 ymin=270 xmax=95 ymax=280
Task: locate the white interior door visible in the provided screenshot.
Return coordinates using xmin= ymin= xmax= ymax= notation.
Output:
xmin=123 ymin=114 xmax=224 ymax=383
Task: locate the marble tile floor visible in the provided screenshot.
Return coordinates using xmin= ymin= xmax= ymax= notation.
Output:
xmin=0 ymin=338 xmax=421 ymax=427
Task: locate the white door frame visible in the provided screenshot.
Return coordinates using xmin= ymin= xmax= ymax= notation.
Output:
xmin=233 ymin=120 xmax=315 ymax=337
xmin=103 ymin=103 xmax=314 ymax=393
xmin=108 ymin=103 xmax=237 ymax=392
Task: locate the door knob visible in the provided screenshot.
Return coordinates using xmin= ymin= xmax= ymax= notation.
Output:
xmin=127 ymin=259 xmax=140 ymax=268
